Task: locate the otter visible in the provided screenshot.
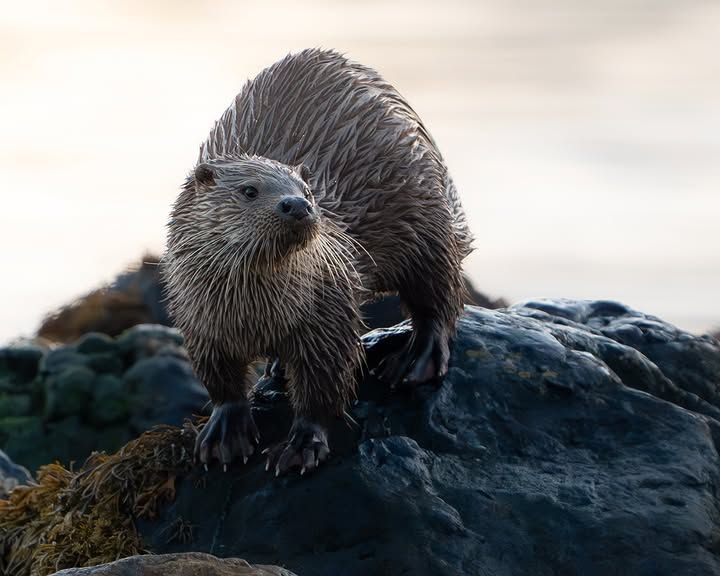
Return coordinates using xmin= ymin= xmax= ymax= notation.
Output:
xmin=163 ymin=48 xmax=473 ymax=476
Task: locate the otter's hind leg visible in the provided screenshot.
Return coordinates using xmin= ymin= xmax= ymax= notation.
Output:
xmin=373 ymin=305 xmax=455 ymax=387
xmin=374 ymin=220 xmax=465 ymax=386
xmin=191 ymin=352 xmax=260 ymax=470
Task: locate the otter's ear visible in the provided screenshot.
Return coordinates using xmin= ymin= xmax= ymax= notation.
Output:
xmin=294 ymin=163 xmax=312 ymax=183
xmin=194 ymin=163 xmax=216 ymax=187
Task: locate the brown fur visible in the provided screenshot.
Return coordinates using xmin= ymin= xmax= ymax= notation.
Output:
xmin=163 ymin=48 xmax=472 ymax=436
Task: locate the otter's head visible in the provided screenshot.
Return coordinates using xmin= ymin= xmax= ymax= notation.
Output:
xmin=185 ymin=155 xmax=320 ymax=267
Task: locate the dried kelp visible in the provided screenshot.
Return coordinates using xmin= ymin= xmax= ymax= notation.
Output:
xmin=0 ymin=420 xmax=199 ymax=576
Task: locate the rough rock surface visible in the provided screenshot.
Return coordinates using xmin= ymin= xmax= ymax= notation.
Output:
xmin=135 ymin=300 xmax=720 ymax=576
xmin=0 ymin=448 xmax=32 ymax=498
xmin=0 ymin=325 xmax=208 ymax=472
xmin=50 ymin=552 xmax=296 ymax=576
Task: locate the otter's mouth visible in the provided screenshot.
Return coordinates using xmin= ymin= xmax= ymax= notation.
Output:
xmin=279 ymin=213 xmax=321 ymax=252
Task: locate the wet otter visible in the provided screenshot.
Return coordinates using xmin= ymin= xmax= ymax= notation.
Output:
xmin=163 ymin=48 xmax=473 ymax=475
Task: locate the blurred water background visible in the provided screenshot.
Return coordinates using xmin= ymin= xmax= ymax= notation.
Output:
xmin=1 ymin=0 xmax=718 ymax=342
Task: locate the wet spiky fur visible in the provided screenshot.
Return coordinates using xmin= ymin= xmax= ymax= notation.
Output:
xmin=163 ymin=48 xmax=472 ymax=423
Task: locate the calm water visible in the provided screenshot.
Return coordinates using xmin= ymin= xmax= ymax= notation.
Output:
xmin=1 ymin=0 xmax=718 ymax=342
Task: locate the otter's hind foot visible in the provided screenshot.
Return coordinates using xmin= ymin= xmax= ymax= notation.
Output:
xmin=195 ymin=401 xmax=260 ymax=470
xmin=263 ymin=416 xmax=330 ymax=477
xmin=373 ymin=323 xmax=450 ymax=387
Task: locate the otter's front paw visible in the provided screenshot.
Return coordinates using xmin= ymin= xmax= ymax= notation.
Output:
xmin=195 ymin=401 xmax=260 ymax=470
xmin=263 ymin=417 xmax=330 ymax=477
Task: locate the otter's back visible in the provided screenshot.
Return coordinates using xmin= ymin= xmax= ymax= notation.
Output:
xmin=200 ymin=48 xmax=471 ymax=257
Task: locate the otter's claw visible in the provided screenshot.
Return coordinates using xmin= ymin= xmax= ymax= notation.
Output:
xmin=374 ymin=324 xmax=450 ymax=388
xmin=264 ymin=417 xmax=330 ymax=477
xmin=195 ymin=401 xmax=260 ymax=470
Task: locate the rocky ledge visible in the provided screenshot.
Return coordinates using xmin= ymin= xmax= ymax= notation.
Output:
xmin=50 ymin=552 xmax=296 ymax=576
xmin=3 ymin=299 xmax=720 ymax=576
xmin=140 ymin=300 xmax=720 ymax=576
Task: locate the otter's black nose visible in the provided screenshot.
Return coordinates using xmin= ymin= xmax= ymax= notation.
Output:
xmin=276 ymin=196 xmax=313 ymax=221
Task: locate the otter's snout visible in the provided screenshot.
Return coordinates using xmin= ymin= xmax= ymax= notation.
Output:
xmin=276 ymin=196 xmax=314 ymax=222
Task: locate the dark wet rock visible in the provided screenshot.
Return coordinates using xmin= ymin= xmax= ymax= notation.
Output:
xmin=0 ymin=393 xmax=32 ymax=418
xmin=0 ymin=346 xmax=44 ymax=388
xmin=116 ymin=324 xmax=185 ymax=363
xmin=123 ymin=355 xmax=207 ymax=431
xmin=0 ymin=448 xmax=32 ymax=498
xmin=44 ymin=365 xmax=96 ymax=420
xmin=75 ymin=332 xmax=118 ymax=355
xmin=514 ymin=299 xmax=720 ymax=422
xmin=0 ymin=326 xmax=208 ymax=473
xmin=49 ymin=552 xmax=296 ymax=576
xmin=89 ymin=375 xmax=130 ymax=425
xmin=138 ymin=300 xmax=720 ymax=576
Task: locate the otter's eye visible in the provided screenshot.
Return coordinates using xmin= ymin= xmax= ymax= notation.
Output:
xmin=242 ymin=186 xmax=258 ymax=199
